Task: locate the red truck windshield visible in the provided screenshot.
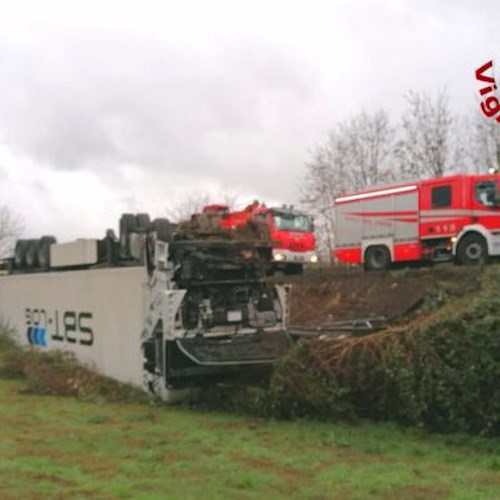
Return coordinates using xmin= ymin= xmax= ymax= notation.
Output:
xmin=271 ymin=212 xmax=312 ymax=232
xmin=474 ymin=179 xmax=498 ymax=207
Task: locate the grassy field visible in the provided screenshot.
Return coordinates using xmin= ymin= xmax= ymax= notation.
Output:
xmin=2 ymin=377 xmax=500 ymax=499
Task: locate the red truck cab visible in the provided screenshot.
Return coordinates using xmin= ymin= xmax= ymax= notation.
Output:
xmin=204 ymin=202 xmax=317 ymax=274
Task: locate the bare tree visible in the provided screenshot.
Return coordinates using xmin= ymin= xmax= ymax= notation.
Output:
xmin=448 ymin=113 xmax=476 ymax=173
xmin=340 ymin=110 xmax=394 ymax=189
xmin=395 ymin=89 xmax=452 ymax=179
xmin=0 ymin=206 xmax=23 ymax=258
xmin=300 ymin=146 xmax=341 ymax=261
xmin=300 ymin=110 xmax=394 ymax=260
xmin=469 ymin=112 xmax=500 ymax=172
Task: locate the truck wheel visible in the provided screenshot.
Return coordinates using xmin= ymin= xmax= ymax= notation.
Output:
xmin=37 ymin=236 xmax=56 ymax=271
xmin=457 ymin=234 xmax=487 ymax=265
xmin=152 ymin=218 xmax=173 ymax=243
xmin=119 ymin=213 xmax=138 ymax=258
xmin=364 ymin=245 xmax=391 ymax=271
xmin=136 ymin=213 xmax=151 ymax=231
xmin=14 ymin=240 xmax=28 ymax=269
xmin=25 ymin=239 xmax=39 ymax=268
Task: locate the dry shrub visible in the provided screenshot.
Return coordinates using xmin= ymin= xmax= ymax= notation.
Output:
xmin=19 ymin=349 xmax=149 ymax=402
xmin=21 ymin=350 xmax=83 ymax=395
xmin=0 ymin=336 xmax=149 ymax=403
xmin=0 ymin=328 xmax=25 ymax=378
xmin=261 ymin=267 xmax=500 ymax=434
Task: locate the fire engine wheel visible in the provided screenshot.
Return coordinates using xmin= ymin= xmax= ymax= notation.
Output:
xmin=364 ymin=245 xmax=391 ymax=271
xmin=457 ymin=234 xmax=488 ymax=266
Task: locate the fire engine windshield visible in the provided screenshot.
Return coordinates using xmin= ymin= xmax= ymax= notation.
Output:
xmin=271 ymin=211 xmax=311 ymax=232
xmin=475 ymin=180 xmax=498 ymax=207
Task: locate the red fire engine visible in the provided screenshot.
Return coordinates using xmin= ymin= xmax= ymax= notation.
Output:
xmin=333 ymin=173 xmax=500 ymax=270
xmin=203 ymin=201 xmax=317 ymax=274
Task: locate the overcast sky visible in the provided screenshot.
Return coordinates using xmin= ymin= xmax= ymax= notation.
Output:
xmin=0 ymin=0 xmax=497 ymax=239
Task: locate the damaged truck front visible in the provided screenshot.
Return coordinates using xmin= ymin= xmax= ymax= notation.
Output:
xmin=142 ymin=236 xmax=290 ymax=400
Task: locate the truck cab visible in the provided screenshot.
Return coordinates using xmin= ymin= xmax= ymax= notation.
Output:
xmin=418 ymin=174 xmax=500 ymax=264
xmin=265 ymin=207 xmax=317 ymax=273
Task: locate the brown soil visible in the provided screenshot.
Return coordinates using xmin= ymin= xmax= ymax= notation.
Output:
xmin=276 ymin=265 xmax=481 ymax=328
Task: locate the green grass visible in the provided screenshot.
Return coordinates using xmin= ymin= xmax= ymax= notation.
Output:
xmin=2 ymin=323 xmax=500 ymax=499
xmin=1 ymin=378 xmax=500 ymax=499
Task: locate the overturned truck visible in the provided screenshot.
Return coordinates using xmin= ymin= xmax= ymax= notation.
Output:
xmin=0 ymin=214 xmax=290 ymax=401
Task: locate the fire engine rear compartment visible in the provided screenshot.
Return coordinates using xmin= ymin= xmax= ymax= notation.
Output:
xmin=334 ymin=186 xmax=421 ymax=264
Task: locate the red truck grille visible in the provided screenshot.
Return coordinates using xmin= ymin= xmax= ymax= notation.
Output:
xmin=289 ymin=241 xmax=306 ymax=252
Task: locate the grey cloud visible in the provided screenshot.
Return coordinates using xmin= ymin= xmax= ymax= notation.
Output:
xmin=0 ymin=31 xmax=312 ymax=199
xmin=0 ymin=0 xmax=497 ymax=209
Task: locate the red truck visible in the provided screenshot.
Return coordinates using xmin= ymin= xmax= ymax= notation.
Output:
xmin=203 ymin=201 xmax=317 ymax=274
xmin=333 ymin=173 xmax=500 ymax=270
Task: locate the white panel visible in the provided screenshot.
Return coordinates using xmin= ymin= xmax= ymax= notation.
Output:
xmin=335 ymin=200 xmax=362 ymax=246
xmin=335 ymin=191 xmax=419 ymax=245
xmin=0 ymin=267 xmax=146 ymax=387
xmin=51 ymin=239 xmax=98 ymax=267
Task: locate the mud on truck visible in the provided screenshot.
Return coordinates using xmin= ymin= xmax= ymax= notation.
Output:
xmin=0 ymin=214 xmax=290 ymax=402
xmin=203 ymin=201 xmax=318 ymax=274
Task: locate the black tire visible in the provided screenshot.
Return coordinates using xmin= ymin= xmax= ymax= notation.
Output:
xmin=364 ymin=245 xmax=391 ymax=271
xmin=14 ymin=240 xmax=29 ymax=269
xmin=119 ymin=213 xmax=138 ymax=258
xmin=136 ymin=213 xmax=151 ymax=232
xmin=145 ymin=232 xmax=158 ymax=276
xmin=456 ymin=233 xmax=487 ymax=265
xmin=25 ymin=239 xmax=39 ymax=268
xmin=37 ymin=235 xmax=56 ymax=271
xmin=152 ymin=218 xmax=173 ymax=243
xmin=284 ymin=263 xmax=303 ymax=275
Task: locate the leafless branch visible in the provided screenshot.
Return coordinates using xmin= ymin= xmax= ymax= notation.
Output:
xmin=0 ymin=206 xmax=24 ymax=258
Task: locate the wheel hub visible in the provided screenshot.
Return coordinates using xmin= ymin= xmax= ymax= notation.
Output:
xmin=465 ymin=242 xmax=483 ymax=260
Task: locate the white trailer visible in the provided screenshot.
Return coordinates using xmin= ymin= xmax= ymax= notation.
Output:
xmin=0 ymin=266 xmax=146 ymax=386
xmin=0 ymin=214 xmax=290 ymax=401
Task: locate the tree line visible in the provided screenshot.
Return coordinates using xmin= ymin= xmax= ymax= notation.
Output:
xmin=300 ymin=89 xmax=500 ymax=259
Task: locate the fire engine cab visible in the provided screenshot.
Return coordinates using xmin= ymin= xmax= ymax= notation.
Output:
xmin=334 ymin=173 xmax=500 ymax=270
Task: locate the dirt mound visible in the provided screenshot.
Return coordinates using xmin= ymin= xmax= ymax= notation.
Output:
xmin=280 ymin=265 xmax=481 ymax=328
